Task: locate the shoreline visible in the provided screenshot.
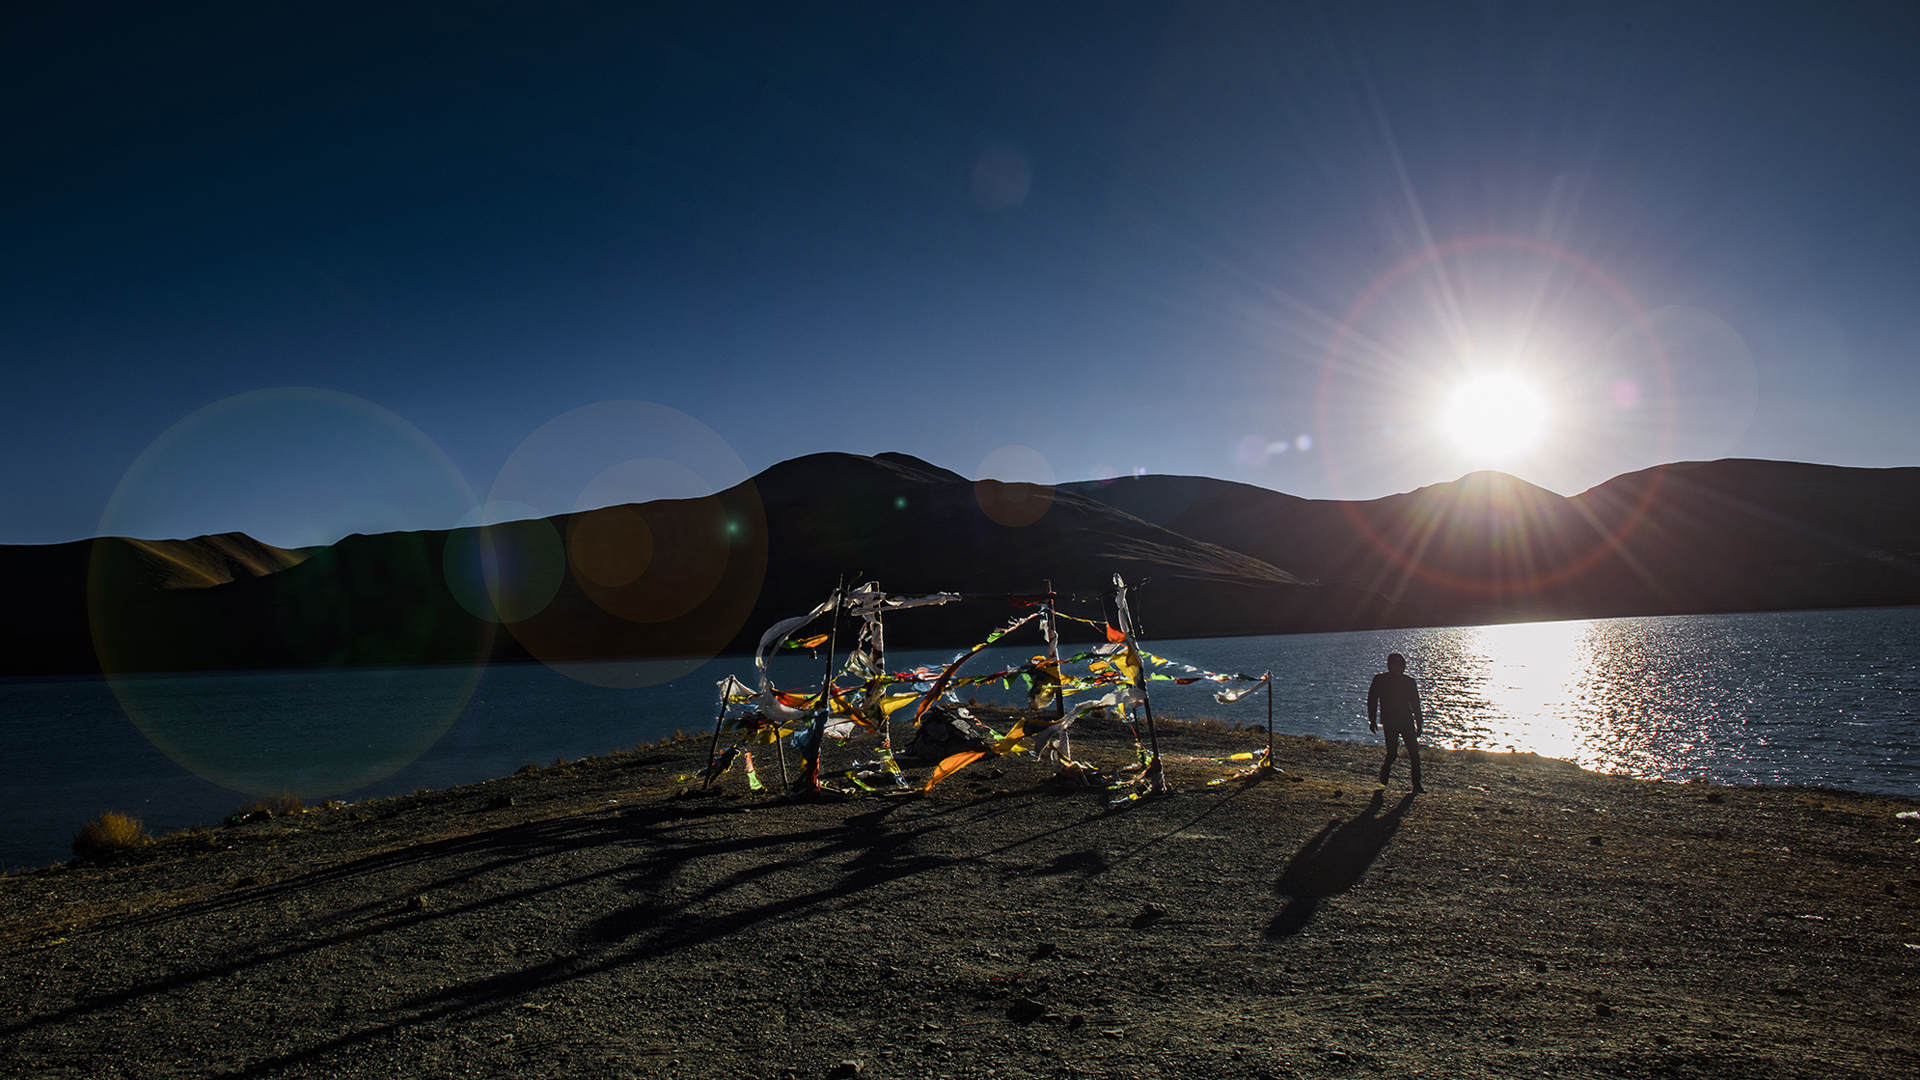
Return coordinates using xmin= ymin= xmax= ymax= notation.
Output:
xmin=4 ymin=722 xmax=1918 ymax=1078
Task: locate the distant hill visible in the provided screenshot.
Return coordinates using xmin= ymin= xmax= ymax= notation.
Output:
xmin=1063 ymin=458 xmax=1920 ymax=625
xmin=4 ymin=455 xmax=1916 ymax=676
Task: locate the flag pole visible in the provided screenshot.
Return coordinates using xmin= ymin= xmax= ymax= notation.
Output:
xmin=1114 ymin=574 xmax=1166 ymax=794
xmin=797 ymin=575 xmax=845 ymax=793
xmin=1265 ymin=670 xmax=1275 ymax=768
xmin=702 ymin=697 xmax=728 ymax=790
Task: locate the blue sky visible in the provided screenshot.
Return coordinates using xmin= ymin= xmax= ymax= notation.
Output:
xmin=5 ymin=1 xmax=1919 ymax=548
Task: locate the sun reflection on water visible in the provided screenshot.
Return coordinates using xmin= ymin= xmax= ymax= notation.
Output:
xmin=1419 ymin=620 xmax=1587 ymax=763
xmin=1413 ymin=616 xmax=1788 ymax=782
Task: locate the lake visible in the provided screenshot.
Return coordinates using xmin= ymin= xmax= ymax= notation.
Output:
xmin=5 ymin=606 xmax=1916 ymax=871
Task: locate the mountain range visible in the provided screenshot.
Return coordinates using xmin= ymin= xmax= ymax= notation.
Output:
xmin=5 ymin=453 xmax=1917 ymax=676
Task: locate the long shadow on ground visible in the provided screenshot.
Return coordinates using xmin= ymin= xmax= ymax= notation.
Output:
xmin=1266 ymin=790 xmax=1415 ymax=938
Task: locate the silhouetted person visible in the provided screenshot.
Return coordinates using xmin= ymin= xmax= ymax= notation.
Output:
xmin=1367 ymin=652 xmax=1424 ymax=792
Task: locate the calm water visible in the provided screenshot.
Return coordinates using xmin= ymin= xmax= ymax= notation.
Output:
xmin=5 ymin=607 xmax=1916 ymax=870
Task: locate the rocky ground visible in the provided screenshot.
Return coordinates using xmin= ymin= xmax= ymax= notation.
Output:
xmin=3 ymin=718 xmax=1918 ymax=1079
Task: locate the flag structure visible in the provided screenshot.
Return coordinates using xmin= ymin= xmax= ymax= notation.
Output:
xmin=691 ymin=579 xmax=1278 ymax=801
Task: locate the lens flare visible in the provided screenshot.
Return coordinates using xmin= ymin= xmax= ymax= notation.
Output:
xmin=91 ymin=387 xmax=486 ymax=798
xmin=974 ymin=445 xmax=1056 ymax=527
xmin=486 ymin=401 xmax=765 ymax=688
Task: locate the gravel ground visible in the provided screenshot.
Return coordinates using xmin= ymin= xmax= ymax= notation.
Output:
xmin=4 ymin=719 xmax=1918 ymax=1079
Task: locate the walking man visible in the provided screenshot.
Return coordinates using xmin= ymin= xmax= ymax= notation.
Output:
xmin=1367 ymin=652 xmax=1425 ymax=793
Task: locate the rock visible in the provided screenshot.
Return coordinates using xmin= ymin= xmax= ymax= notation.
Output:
xmin=403 ymin=896 xmax=427 ymax=913
xmin=1596 ymin=1002 xmax=1613 ymax=1017
xmin=1587 ymin=836 xmax=1604 ymax=846
xmin=1066 ymin=1014 xmax=1086 ymax=1031
xmin=826 ymin=1060 xmax=863 ymax=1078
xmin=1007 ymin=998 xmax=1048 ymax=1024
xmin=1131 ymin=904 xmax=1168 ymax=929
xmin=1029 ymin=942 xmax=1059 ymax=961
xmin=488 ymin=795 xmax=516 ymax=810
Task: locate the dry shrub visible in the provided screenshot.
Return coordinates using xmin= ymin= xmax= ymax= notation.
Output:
xmin=73 ymin=811 xmax=149 ymax=860
xmin=237 ymin=791 xmax=304 ymax=817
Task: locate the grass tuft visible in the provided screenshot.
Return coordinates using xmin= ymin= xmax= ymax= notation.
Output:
xmin=73 ymin=811 xmax=149 ymax=860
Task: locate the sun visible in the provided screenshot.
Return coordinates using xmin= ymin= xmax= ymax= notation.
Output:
xmin=1440 ymin=372 xmax=1549 ymax=460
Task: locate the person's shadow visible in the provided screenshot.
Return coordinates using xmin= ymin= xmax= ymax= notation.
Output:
xmin=1266 ymin=790 xmax=1415 ymax=938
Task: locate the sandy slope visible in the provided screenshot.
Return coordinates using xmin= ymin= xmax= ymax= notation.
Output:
xmin=3 ymin=723 xmax=1917 ymax=1079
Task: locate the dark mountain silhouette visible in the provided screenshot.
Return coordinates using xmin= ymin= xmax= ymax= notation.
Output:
xmin=3 ymin=454 xmax=1916 ymax=676
xmin=1063 ymin=458 xmax=1920 ymax=625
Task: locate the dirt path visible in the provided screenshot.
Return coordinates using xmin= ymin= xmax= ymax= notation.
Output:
xmin=4 ymin=723 xmax=1918 ymax=1079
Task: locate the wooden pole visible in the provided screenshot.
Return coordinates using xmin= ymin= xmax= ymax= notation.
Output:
xmin=701 ymin=705 xmax=727 ymax=790
xmin=1045 ymin=580 xmax=1066 ymax=724
xmin=797 ymin=576 xmax=844 ymax=793
xmin=774 ymin=722 xmax=791 ymax=791
xmin=1132 ymin=583 xmax=1163 ymax=779
xmin=1043 ymin=579 xmax=1069 ymax=771
xmin=1113 ymin=574 xmax=1165 ymax=793
xmin=1266 ymin=670 xmax=1275 ymax=766
xmin=871 ymin=591 xmax=902 ymax=788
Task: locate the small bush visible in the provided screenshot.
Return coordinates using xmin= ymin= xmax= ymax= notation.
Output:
xmin=237 ymin=791 xmax=304 ymax=817
xmin=73 ymin=811 xmax=149 ymax=860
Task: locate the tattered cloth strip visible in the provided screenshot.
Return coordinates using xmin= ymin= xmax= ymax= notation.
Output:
xmin=1067 ymin=686 xmax=1144 ymax=719
xmin=844 ymin=583 xmax=963 ymax=617
xmin=925 ymin=750 xmax=988 ymax=790
xmin=1053 ymin=611 xmax=1266 ymax=688
xmin=910 ymin=611 xmax=1042 ymax=725
xmin=751 ymin=591 xmax=841 ymax=722
xmin=1212 ymin=672 xmax=1271 ymax=704
xmin=712 ymin=675 xmax=797 ymax=745
xmin=1107 ymin=754 xmax=1165 ymax=807
xmin=835 ymin=583 xmax=962 ymax=683
xmin=1203 ymin=748 xmax=1276 ymax=785
xmin=715 ymin=674 xmax=756 ymax=707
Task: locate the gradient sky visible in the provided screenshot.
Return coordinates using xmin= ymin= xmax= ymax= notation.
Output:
xmin=6 ymin=1 xmax=1919 ymax=548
